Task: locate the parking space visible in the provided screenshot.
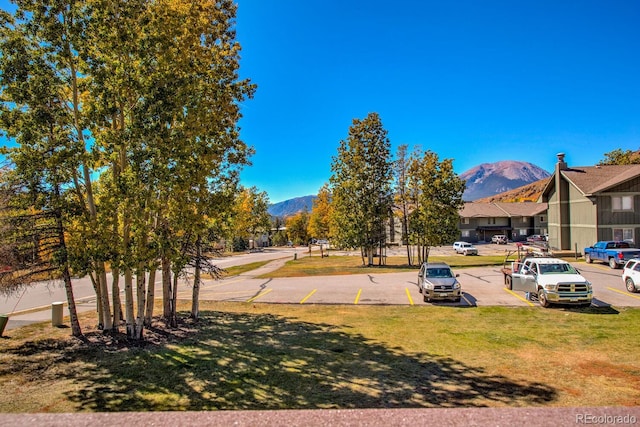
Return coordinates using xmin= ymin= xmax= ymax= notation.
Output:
xmin=195 ymin=262 xmax=640 ymax=308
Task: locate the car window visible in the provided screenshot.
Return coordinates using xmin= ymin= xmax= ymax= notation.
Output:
xmin=539 ymin=263 xmax=577 ymax=274
xmin=426 ymin=268 xmax=453 ymax=278
xmin=634 ymin=263 xmax=640 ymax=272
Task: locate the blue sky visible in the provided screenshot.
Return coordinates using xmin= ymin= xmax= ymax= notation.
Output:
xmin=236 ymin=0 xmax=640 ymax=202
xmin=1 ymin=1 xmax=639 ymax=204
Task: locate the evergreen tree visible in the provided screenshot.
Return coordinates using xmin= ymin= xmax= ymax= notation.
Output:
xmin=329 ymin=113 xmax=393 ymax=266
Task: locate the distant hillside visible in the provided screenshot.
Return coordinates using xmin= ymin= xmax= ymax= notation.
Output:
xmin=268 ymin=161 xmax=550 ymax=215
xmin=475 ymin=177 xmax=550 ymax=203
xmin=268 ymin=195 xmax=316 ymax=217
xmin=461 ymin=161 xmax=550 ymax=201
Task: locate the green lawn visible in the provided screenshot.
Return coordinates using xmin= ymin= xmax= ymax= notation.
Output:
xmin=1 ymin=301 xmax=639 ymax=412
xmin=220 ymin=261 xmax=272 ymax=277
xmin=259 ymin=254 xmax=509 ymax=278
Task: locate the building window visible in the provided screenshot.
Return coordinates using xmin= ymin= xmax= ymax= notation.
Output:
xmin=519 ymin=229 xmax=527 ymax=236
xmin=521 ymin=216 xmax=527 ymax=223
xmin=612 ymin=196 xmax=633 ymax=211
xmin=488 ymin=218 xmax=496 ymax=225
xmin=461 ymin=230 xmax=470 ymax=237
xmin=613 ymin=228 xmax=634 ymax=243
xmin=540 ymin=216 xmax=545 ymax=222
xmin=461 ymin=217 xmax=470 ymax=224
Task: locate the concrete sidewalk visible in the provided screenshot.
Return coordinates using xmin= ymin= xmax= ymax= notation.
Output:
xmin=1 ymin=298 xmax=97 ymax=333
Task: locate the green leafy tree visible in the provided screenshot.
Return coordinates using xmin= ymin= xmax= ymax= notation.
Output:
xmin=231 ymin=187 xmax=271 ymax=249
xmin=598 ymin=148 xmax=640 ymax=165
xmin=0 ymin=7 xmax=85 ymax=336
xmin=407 ymin=150 xmax=465 ymax=264
xmin=0 ymin=2 xmax=94 ymax=336
xmin=84 ymin=0 xmax=254 ymax=334
xmin=308 ymin=184 xmax=332 ymax=242
xmin=1 ymin=0 xmax=255 ymax=338
xmin=329 ymin=113 xmax=393 ymax=265
xmin=286 ymin=210 xmax=309 ymax=245
xmin=393 ymin=144 xmax=413 ymax=264
xmin=270 ymin=216 xmax=288 ymax=246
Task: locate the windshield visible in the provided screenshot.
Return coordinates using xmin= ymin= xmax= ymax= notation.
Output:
xmin=426 ymin=268 xmax=453 ymax=278
xmin=538 ymin=263 xmax=578 ymax=274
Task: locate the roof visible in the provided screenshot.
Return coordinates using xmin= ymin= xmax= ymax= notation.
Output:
xmin=493 ymin=202 xmax=548 ymax=216
xmin=460 ymin=202 xmax=548 ymax=218
xmin=544 ymin=164 xmax=640 ymax=197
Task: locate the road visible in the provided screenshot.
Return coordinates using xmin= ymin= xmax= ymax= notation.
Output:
xmin=0 ymin=247 xmax=308 ymax=331
xmin=2 ymin=244 xmax=640 ymax=332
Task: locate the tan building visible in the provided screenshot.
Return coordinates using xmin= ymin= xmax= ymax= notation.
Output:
xmin=541 ymin=153 xmax=640 ymax=253
xmin=458 ymin=201 xmax=548 ymax=243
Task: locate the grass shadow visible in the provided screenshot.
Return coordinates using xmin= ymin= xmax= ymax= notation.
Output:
xmin=1 ymin=310 xmax=557 ymax=411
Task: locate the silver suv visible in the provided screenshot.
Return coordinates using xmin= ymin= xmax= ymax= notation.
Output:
xmin=418 ymin=262 xmax=462 ymax=303
xmin=622 ymin=258 xmax=640 ymax=293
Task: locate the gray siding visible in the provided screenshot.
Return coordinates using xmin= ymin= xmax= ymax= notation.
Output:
xmin=546 ymin=184 xmax=560 ymax=250
xmin=567 ymin=184 xmax=597 ymax=252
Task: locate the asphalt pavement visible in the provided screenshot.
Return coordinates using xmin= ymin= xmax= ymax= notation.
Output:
xmin=3 ymin=242 xmax=639 ymax=335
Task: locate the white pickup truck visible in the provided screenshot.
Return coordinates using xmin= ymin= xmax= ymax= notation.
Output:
xmin=508 ymin=257 xmax=593 ymax=308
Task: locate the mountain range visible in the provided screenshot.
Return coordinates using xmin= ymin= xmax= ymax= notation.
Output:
xmin=460 ymin=160 xmax=550 ymax=201
xmin=267 ymin=195 xmax=316 ymax=217
xmin=267 ymin=160 xmax=551 ymax=217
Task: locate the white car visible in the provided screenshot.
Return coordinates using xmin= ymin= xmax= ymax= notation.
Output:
xmin=491 ymin=235 xmax=507 ymax=244
xmin=452 ymin=242 xmax=466 ymax=251
xmin=454 ymin=242 xmax=478 ymax=256
xmin=622 ymin=258 xmax=640 ymax=293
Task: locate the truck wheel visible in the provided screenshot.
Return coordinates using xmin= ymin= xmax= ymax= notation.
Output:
xmin=538 ymin=290 xmax=550 ymax=308
xmin=423 ymin=294 xmax=430 ymax=303
xmin=585 ymin=254 xmax=592 ymax=263
xmin=609 ymin=258 xmax=618 ymax=269
xmin=505 ymin=275 xmax=512 ymax=290
xmin=626 ymin=278 xmax=637 ymax=293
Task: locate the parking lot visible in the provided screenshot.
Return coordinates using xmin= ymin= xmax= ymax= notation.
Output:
xmin=5 ymin=244 xmax=640 ymax=332
xmin=195 ymin=245 xmax=640 ymax=308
